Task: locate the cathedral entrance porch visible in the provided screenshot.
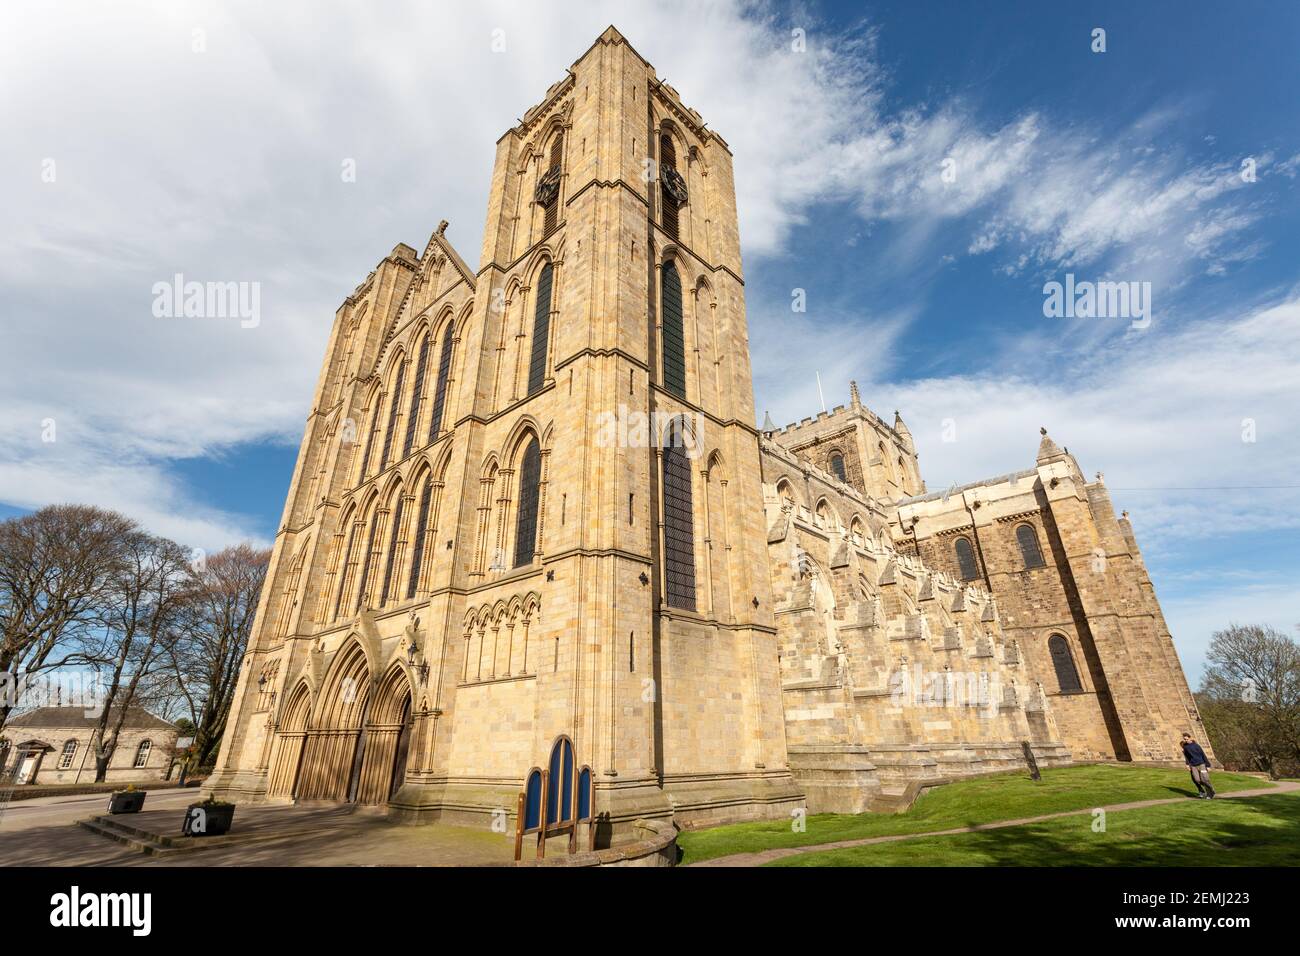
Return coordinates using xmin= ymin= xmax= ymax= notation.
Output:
xmin=265 ymin=641 xmax=414 ymax=808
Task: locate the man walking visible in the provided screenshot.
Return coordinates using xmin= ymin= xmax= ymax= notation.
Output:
xmin=1181 ymin=732 xmax=1215 ymax=799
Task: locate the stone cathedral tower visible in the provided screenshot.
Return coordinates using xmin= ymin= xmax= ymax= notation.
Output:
xmin=208 ymin=27 xmax=802 ymax=832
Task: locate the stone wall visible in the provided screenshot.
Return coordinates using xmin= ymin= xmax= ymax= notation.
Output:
xmin=760 ymin=439 xmax=1069 ymax=811
xmin=894 ymin=432 xmax=1211 ymax=765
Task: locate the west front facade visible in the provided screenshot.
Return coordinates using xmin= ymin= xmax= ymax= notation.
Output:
xmin=207 ymin=27 xmax=1209 ymax=835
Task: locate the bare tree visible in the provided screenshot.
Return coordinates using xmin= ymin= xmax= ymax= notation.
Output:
xmin=84 ymin=530 xmax=195 ymax=781
xmin=0 ymin=505 xmax=135 ymax=730
xmin=163 ymin=545 xmax=270 ymax=769
xmin=1198 ymin=624 xmax=1300 ymax=779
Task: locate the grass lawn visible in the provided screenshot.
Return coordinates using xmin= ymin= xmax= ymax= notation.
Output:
xmin=678 ymin=764 xmax=1272 ymax=865
xmin=770 ymin=790 xmax=1300 ymax=866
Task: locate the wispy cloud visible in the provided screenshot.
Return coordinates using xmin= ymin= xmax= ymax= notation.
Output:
xmin=886 ymin=294 xmax=1300 ymax=551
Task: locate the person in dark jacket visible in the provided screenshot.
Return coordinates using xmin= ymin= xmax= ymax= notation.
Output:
xmin=1181 ymin=733 xmax=1215 ymax=798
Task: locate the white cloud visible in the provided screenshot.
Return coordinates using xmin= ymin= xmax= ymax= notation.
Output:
xmin=886 ymin=295 xmax=1300 ymax=552
xmin=2 ymin=0 xmax=1294 ymax=568
xmin=1162 ymin=578 xmax=1300 ymax=685
xmin=7 ymin=1 xmax=876 ymax=543
xmin=962 ymin=138 xmax=1272 ymax=284
xmin=0 ymin=452 xmax=268 ymax=553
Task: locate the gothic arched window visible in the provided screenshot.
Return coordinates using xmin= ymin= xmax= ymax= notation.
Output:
xmin=407 ymin=478 xmax=433 ymax=599
xmin=662 ymin=418 xmax=696 ymax=610
xmin=133 ymin=739 xmax=152 ymax=768
xmin=514 ymin=437 xmax=542 ymax=568
xmin=58 ymin=739 xmax=77 ymax=769
xmin=1016 ymin=523 xmax=1046 ymax=568
xmin=661 ymin=262 xmax=686 ymax=399
xmin=850 ymin=515 xmax=865 ymax=542
xmin=1048 ymin=634 xmax=1083 ymax=692
xmin=403 ymin=333 xmax=429 ymax=459
xmin=380 ymin=359 xmax=406 ymax=469
xmin=660 ymin=133 xmax=680 ymax=240
xmin=527 ymin=265 xmax=553 ymax=397
xmin=829 ymin=452 xmax=847 ymax=482
xmin=379 ymin=494 xmax=405 ymax=607
xmin=954 ymin=536 xmax=979 ymax=581
xmin=429 ymin=321 xmax=455 ymax=438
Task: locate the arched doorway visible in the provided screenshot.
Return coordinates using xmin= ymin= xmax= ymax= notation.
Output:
xmin=352 ymin=665 xmax=414 ymax=805
xmin=267 ymin=681 xmax=312 ymax=799
xmin=389 ymin=696 xmax=412 ymax=800
xmin=296 ymin=642 xmax=371 ymax=801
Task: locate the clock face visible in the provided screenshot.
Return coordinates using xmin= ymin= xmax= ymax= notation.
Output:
xmin=661 ymin=166 xmax=688 ymax=204
xmin=534 ymin=167 xmax=562 ymax=206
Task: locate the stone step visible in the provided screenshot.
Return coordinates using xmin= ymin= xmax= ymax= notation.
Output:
xmin=76 ymin=817 xmax=176 ymax=856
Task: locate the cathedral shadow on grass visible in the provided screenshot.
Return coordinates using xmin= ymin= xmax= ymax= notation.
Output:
xmin=769 ymin=793 xmax=1300 ymax=867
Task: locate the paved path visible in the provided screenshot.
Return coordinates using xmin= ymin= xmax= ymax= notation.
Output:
xmin=0 ymin=789 xmax=198 ymax=866
xmin=0 ymin=792 xmax=516 ymax=867
xmin=690 ymin=780 xmax=1300 ymax=867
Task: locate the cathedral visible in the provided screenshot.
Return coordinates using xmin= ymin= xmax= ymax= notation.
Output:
xmin=208 ymin=27 xmax=1210 ymax=834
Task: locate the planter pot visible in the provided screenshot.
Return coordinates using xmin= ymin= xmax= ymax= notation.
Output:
xmin=182 ymin=802 xmax=235 ymax=837
xmin=108 ymin=790 xmax=147 ymax=814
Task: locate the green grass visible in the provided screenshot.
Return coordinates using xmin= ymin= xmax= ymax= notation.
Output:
xmin=678 ymin=764 xmax=1272 ymax=865
xmin=770 ymin=790 xmax=1300 ymax=866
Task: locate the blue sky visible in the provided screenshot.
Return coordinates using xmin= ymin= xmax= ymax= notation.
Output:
xmin=3 ymin=0 xmax=1298 ymax=682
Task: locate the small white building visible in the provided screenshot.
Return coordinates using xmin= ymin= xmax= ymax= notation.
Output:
xmin=0 ymin=707 xmax=178 ymax=785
